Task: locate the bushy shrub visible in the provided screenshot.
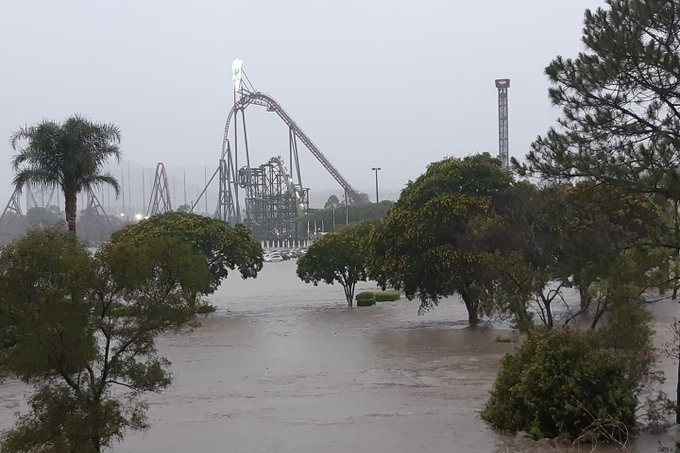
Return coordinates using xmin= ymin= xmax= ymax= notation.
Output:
xmin=481 ymin=329 xmax=637 ymax=442
xmin=374 ymin=291 xmax=400 ymax=302
xmin=356 ymin=292 xmax=376 ymax=307
xmin=357 ymin=298 xmax=376 ymax=307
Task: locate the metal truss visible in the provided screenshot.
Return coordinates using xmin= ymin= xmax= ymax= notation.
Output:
xmin=239 ymin=156 xmax=309 ymax=242
xmin=495 ymin=79 xmax=510 ymax=170
xmin=194 ymin=69 xmax=365 ymax=240
xmin=147 ymin=162 xmax=173 ymax=216
xmin=0 ymin=187 xmax=28 ymax=244
xmin=80 ymin=188 xmax=112 ymax=229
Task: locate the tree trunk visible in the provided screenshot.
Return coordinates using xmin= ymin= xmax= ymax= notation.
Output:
xmin=460 ymin=289 xmax=479 ymax=326
xmin=343 ymin=283 xmax=354 ymax=307
xmin=467 ymin=307 xmax=479 ymax=326
xmin=578 ymin=287 xmax=590 ymax=311
xmin=676 ymin=355 xmax=680 ymax=424
xmin=64 ymin=189 xmax=78 ymax=233
xmin=541 ymin=297 xmax=553 ymax=328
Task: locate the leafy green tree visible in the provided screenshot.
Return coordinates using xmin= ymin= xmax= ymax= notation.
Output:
xmin=303 ymin=200 xmax=394 ymax=232
xmin=554 ymin=183 xmax=667 ymax=317
xmin=0 ymin=228 xmax=211 ymax=452
xmin=486 ymin=182 xmax=564 ymax=328
xmin=324 ymin=195 xmax=340 ymax=210
xmin=518 ymin=0 xmax=680 ymax=201
xmin=111 ymin=212 xmax=263 ymax=291
xmin=10 ymin=115 xmax=122 ymax=233
xmin=496 ymin=182 xmax=668 ymax=328
xmin=509 ymin=0 xmax=680 ymax=419
xmin=297 ymin=222 xmax=374 ymax=306
xmin=369 ymin=154 xmax=515 ymax=325
xmin=26 ymin=206 xmax=63 ymax=228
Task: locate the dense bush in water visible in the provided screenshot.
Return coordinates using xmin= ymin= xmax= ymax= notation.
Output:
xmin=481 ymin=329 xmax=637 ymax=442
xmin=357 ymin=298 xmax=376 ymax=307
xmin=374 ymin=291 xmax=400 ymax=302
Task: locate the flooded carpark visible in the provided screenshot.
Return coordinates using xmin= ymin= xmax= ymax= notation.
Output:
xmin=1 ymin=260 xmax=678 ymax=452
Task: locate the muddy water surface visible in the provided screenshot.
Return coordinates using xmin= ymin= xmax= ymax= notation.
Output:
xmin=1 ymin=260 xmax=678 ymax=452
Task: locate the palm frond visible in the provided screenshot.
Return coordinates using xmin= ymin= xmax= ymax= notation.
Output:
xmin=10 ymin=115 xmax=123 ymax=201
xmin=13 ymin=169 xmax=61 ymax=193
xmin=83 ymin=173 xmax=121 ymax=197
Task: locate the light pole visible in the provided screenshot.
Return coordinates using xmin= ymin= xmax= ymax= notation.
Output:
xmin=371 ymin=167 xmax=381 ymax=204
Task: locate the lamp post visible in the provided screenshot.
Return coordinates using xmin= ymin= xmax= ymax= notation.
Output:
xmin=371 ymin=167 xmax=381 ymax=204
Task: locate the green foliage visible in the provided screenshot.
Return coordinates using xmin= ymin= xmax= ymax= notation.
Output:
xmin=10 ymin=115 xmax=122 ymax=233
xmin=196 ymin=303 xmax=217 ymax=314
xmin=355 ymin=292 xmax=376 ymax=301
xmin=111 ymin=211 xmax=263 ymax=292
xmin=356 ymin=298 xmax=376 ymax=307
xmin=556 ymin=184 xmax=666 ymax=305
xmin=369 ymin=154 xmax=516 ymax=324
xmin=374 ymin=291 xmax=401 ymax=302
xmin=302 ymin=200 xmax=394 ymax=232
xmin=1 ymin=384 xmax=147 ymax=453
xmin=26 ymin=206 xmax=63 ymax=228
xmin=297 ymin=222 xmax=374 ymax=306
xmin=518 ymin=0 xmax=680 ymax=205
xmin=324 ymin=195 xmax=340 ymax=210
xmin=482 ymin=329 xmax=639 ymax=442
xmin=513 ymin=0 xmax=680 ymax=420
xmin=0 ymin=229 xmax=96 ymax=378
xmin=0 ymin=228 xmax=213 ymax=452
xmin=493 ymin=182 xmax=667 ymax=329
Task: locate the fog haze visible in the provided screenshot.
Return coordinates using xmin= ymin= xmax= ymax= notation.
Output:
xmin=1 ymin=0 xmax=605 ymax=208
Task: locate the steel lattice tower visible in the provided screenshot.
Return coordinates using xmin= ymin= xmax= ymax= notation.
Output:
xmin=147 ymin=162 xmax=173 ymax=216
xmin=495 ymin=79 xmax=510 ymax=170
xmin=0 ymin=188 xmax=28 ymax=244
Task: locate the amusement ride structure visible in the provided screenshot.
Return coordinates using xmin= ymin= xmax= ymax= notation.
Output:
xmin=1 ymin=61 xmax=513 ymax=245
xmin=191 ymin=59 xmax=365 ymax=242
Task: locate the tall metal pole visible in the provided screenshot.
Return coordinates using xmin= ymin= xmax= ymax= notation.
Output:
xmin=183 ymin=168 xmax=187 ymax=205
xmin=141 ymin=168 xmax=146 ymax=213
xmin=204 ymin=166 xmax=208 ymax=214
xmin=127 ymin=161 xmax=132 ymax=213
xmin=371 ymin=167 xmax=381 ymax=204
xmin=495 ymin=79 xmax=510 ymax=170
xmin=121 ymin=169 xmax=125 ymax=215
xmin=344 ymin=188 xmax=349 ymax=225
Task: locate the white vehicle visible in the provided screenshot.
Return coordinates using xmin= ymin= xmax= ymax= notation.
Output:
xmin=263 ymin=252 xmax=283 ymax=262
xmin=268 ymin=253 xmax=284 ymax=262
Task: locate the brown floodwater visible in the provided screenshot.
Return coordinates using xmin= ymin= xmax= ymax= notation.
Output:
xmin=1 ymin=260 xmax=679 ymax=452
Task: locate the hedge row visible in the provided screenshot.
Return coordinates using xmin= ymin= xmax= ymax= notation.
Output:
xmin=355 ymin=291 xmax=401 ymax=307
xmin=375 ymin=291 xmax=400 ymax=302
xmin=356 ymin=292 xmax=376 ymax=307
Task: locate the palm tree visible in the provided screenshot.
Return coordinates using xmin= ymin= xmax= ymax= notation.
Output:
xmin=10 ymin=115 xmax=122 ymax=233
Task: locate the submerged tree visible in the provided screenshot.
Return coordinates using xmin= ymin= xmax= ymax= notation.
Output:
xmin=0 ymin=229 xmax=212 ymax=452
xmin=10 ymin=115 xmax=122 ymax=234
xmin=517 ymin=0 xmax=680 ymax=370
xmin=297 ymin=222 xmax=374 ymax=306
xmin=111 ymin=212 xmax=263 ymax=292
xmin=369 ymin=153 xmax=515 ymax=325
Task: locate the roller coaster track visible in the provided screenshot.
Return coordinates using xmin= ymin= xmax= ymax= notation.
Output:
xmin=220 ymin=90 xmax=365 ymax=205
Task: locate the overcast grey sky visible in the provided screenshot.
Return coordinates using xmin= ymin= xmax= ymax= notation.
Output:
xmin=1 ymin=0 xmax=605 ymax=209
